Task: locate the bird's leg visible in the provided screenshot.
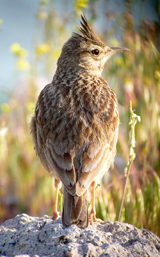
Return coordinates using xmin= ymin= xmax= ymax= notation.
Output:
xmin=52 ymin=179 xmax=61 ymax=220
xmin=89 ymin=181 xmax=96 ymax=224
xmin=89 ymin=181 xmax=103 ymax=225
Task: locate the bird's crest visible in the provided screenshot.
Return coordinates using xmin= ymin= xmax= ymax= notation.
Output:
xmin=75 ymin=15 xmax=106 ymax=47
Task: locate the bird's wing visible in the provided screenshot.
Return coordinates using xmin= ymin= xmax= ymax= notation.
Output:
xmin=75 ymin=113 xmax=119 ymax=196
xmin=30 ymin=83 xmax=77 ymax=194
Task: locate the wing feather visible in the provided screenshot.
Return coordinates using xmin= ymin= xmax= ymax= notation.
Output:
xmin=76 ymin=146 xmax=112 ymax=196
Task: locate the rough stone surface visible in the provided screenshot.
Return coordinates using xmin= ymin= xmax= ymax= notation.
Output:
xmin=0 ymin=214 xmax=160 ymax=257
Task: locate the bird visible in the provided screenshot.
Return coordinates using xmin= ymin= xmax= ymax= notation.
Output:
xmin=30 ymin=14 xmax=129 ymax=229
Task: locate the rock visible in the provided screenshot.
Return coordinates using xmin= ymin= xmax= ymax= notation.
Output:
xmin=0 ymin=213 xmax=160 ymax=257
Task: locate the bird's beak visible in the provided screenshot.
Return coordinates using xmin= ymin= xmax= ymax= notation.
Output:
xmin=109 ymin=47 xmax=130 ymax=57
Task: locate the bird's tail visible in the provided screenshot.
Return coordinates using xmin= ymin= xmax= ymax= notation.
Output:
xmin=62 ymin=187 xmax=88 ymax=229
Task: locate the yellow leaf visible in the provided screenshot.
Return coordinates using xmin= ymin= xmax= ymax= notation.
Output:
xmin=155 ymin=70 xmax=160 ymax=80
xmin=16 ymin=59 xmax=30 ymax=71
xmin=74 ymin=0 xmax=88 ymax=11
xmin=27 ymin=102 xmax=35 ymax=113
xmin=10 ymin=43 xmax=21 ymax=55
xmin=10 ymin=43 xmax=28 ymax=57
xmin=35 ymin=44 xmax=50 ymax=57
xmin=1 ymin=103 xmax=11 ymax=113
xmin=18 ymin=49 xmax=28 ymax=58
xmin=0 ymin=19 xmax=3 ymax=25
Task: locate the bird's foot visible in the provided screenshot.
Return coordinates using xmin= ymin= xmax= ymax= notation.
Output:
xmin=89 ymin=211 xmax=104 ymax=225
xmin=52 ymin=211 xmax=62 ymax=220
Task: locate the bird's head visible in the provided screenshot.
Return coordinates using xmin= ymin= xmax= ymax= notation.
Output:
xmin=57 ymin=15 xmax=129 ymax=76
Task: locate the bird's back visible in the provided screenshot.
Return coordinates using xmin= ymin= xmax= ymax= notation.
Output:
xmin=30 ymin=72 xmax=119 ymax=197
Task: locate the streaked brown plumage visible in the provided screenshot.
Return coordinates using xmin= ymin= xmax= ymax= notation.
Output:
xmin=30 ymin=15 xmax=129 ymax=228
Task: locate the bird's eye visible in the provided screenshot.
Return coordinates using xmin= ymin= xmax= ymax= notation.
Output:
xmin=91 ymin=49 xmax=99 ymax=55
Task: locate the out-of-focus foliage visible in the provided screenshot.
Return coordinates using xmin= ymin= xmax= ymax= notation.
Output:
xmin=74 ymin=0 xmax=88 ymax=15
xmin=0 ymin=0 xmax=160 ymax=237
xmin=118 ymin=102 xmax=141 ymax=221
xmin=0 ymin=19 xmax=3 ymax=30
xmin=10 ymin=43 xmax=30 ymax=71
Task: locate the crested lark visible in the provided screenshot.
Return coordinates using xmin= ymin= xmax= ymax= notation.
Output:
xmin=30 ymin=15 xmax=129 ymax=228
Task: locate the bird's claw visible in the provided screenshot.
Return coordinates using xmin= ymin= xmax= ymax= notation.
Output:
xmin=89 ymin=211 xmax=104 ymax=225
xmin=52 ymin=211 xmax=62 ymax=220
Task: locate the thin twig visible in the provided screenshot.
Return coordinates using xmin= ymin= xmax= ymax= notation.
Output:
xmin=118 ymin=101 xmax=141 ymax=221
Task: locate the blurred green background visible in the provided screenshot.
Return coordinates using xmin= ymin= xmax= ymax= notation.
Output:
xmin=0 ymin=0 xmax=160 ymax=236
